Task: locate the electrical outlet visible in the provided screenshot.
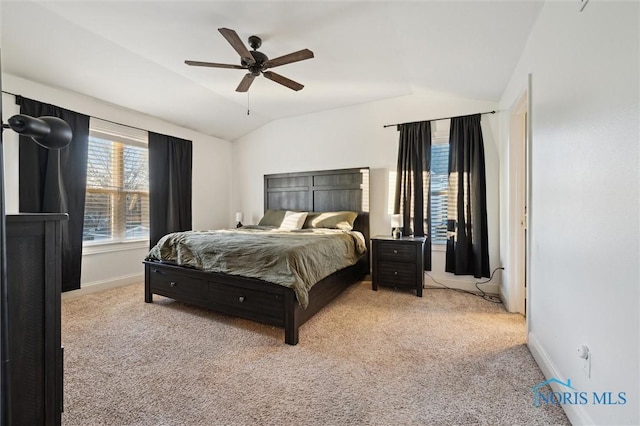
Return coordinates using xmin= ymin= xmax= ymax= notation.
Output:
xmin=577 ymin=345 xmax=591 ymax=378
xmin=579 ymin=0 xmax=589 ymax=12
xmin=582 ymin=353 xmax=591 ymax=377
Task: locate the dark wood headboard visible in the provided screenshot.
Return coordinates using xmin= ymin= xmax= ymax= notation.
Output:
xmin=264 ymin=167 xmax=370 ymax=269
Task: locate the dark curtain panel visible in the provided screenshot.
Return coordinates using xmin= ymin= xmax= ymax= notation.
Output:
xmin=17 ymin=96 xmax=90 ymax=292
xmin=445 ymin=114 xmax=490 ymax=278
xmin=394 ymin=121 xmax=432 ymax=270
xmin=148 ymin=132 xmax=192 ymax=249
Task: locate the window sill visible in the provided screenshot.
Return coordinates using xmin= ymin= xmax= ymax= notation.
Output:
xmin=432 ymin=243 xmax=447 ymax=252
xmin=82 ymin=239 xmax=149 ymax=256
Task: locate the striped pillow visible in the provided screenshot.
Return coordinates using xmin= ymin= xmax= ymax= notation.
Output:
xmin=279 ymin=211 xmax=308 ymax=231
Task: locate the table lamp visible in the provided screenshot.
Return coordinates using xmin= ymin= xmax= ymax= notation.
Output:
xmin=391 ymin=214 xmax=403 ymax=239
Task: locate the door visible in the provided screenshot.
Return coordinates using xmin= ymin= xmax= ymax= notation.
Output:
xmin=508 ymin=85 xmax=529 ymax=316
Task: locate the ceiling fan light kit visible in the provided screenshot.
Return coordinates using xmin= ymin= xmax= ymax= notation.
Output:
xmin=185 ymin=27 xmax=314 ymax=92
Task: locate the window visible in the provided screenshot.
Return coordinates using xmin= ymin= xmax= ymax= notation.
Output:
xmin=430 ymin=142 xmax=449 ymax=245
xmin=83 ymin=119 xmax=149 ymax=244
xmin=387 ymin=126 xmax=450 ymax=245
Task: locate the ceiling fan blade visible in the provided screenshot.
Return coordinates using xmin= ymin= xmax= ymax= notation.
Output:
xmin=263 ymin=71 xmax=304 ymax=91
xmin=218 ymin=28 xmax=255 ymax=65
xmin=263 ymin=49 xmax=314 ymax=70
xmin=236 ymin=74 xmax=256 ymax=92
xmin=185 ymin=60 xmax=245 ymax=69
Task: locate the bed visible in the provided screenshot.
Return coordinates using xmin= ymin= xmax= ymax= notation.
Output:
xmin=143 ymin=167 xmax=370 ymax=345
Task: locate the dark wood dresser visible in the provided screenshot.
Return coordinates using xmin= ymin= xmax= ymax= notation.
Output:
xmin=7 ymin=213 xmax=67 ymax=425
xmin=371 ymin=235 xmax=426 ymax=297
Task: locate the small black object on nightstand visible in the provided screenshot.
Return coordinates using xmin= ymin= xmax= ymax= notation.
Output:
xmin=371 ymin=235 xmax=426 ymax=297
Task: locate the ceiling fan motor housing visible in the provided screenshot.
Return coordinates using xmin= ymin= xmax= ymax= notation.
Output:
xmin=242 ymin=50 xmax=268 ymax=76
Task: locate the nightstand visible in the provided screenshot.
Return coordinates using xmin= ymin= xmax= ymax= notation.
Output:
xmin=371 ymin=235 xmax=426 ymax=297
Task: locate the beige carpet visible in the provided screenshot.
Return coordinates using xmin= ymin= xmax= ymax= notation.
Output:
xmin=61 ymin=281 xmax=569 ymax=425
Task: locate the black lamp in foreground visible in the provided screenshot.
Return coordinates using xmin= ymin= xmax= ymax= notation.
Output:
xmin=4 ymin=114 xmax=72 ymax=149
xmin=0 ymin=113 xmax=72 ymax=424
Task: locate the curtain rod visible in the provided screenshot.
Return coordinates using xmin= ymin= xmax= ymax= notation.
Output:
xmin=1 ymin=90 xmax=151 ymax=134
xmin=383 ymin=110 xmax=496 ymax=129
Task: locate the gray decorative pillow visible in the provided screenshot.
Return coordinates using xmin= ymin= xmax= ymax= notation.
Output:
xmin=258 ymin=209 xmax=287 ymax=227
xmin=303 ymin=211 xmax=358 ymax=231
xmin=303 ymin=212 xmax=321 ymax=229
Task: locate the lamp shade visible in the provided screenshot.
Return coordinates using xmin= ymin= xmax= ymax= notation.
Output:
xmin=390 ymin=214 xmax=403 ymax=228
xmin=7 ymin=114 xmax=72 ymax=150
xmin=235 ymin=212 xmax=244 ymax=222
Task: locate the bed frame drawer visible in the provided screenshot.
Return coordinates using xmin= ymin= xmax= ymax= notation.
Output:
xmin=207 ymin=281 xmax=285 ymax=323
xmin=148 ymin=267 xmax=205 ymax=300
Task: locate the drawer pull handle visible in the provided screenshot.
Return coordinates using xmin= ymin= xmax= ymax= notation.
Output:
xmin=394 ymin=271 xmax=398 ymax=275
xmin=170 ymin=281 xmax=176 ymax=288
xmin=393 ymin=249 xmax=398 ymax=254
xmin=238 ymin=296 xmax=245 ymax=302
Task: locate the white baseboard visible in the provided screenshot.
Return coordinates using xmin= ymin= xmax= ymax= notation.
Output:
xmin=62 ymin=273 xmax=143 ymax=300
xmin=424 ymin=273 xmax=499 ymax=296
xmin=528 ymin=331 xmax=593 ymax=425
xmin=499 ymin=285 xmax=510 ymax=311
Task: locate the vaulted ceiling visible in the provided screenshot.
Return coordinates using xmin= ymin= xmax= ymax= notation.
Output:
xmin=1 ymin=1 xmax=543 ymax=140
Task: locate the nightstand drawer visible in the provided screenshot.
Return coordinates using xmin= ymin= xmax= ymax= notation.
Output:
xmin=377 ymin=261 xmax=416 ymax=287
xmin=376 ymin=242 xmax=416 ymax=262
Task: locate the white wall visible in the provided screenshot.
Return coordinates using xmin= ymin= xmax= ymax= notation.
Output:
xmin=500 ymin=2 xmax=639 ymax=424
xmin=1 ymin=74 xmax=232 ymax=292
xmin=232 ymin=89 xmax=502 ymax=292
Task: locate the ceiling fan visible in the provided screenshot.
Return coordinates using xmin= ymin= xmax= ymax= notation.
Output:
xmin=185 ymin=28 xmax=314 ymax=92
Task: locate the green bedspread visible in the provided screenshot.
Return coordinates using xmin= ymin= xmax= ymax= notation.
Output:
xmin=146 ymin=226 xmax=367 ymax=308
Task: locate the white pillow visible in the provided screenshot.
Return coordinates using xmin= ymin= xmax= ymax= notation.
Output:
xmin=279 ymin=211 xmax=308 ymax=231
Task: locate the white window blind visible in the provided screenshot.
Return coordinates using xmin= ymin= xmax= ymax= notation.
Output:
xmin=83 ymin=119 xmax=149 ymax=244
xmin=430 ymin=142 xmax=449 ymax=245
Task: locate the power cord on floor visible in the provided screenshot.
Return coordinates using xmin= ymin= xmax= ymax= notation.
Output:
xmin=425 ymin=267 xmax=505 ymax=304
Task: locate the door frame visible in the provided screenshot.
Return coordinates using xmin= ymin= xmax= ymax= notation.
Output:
xmin=506 ymin=75 xmax=532 ymax=318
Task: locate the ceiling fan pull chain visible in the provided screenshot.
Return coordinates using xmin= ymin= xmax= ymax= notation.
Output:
xmin=247 ymin=92 xmax=250 ymax=116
